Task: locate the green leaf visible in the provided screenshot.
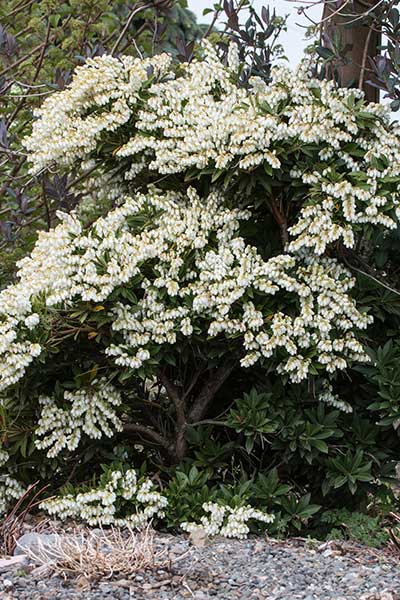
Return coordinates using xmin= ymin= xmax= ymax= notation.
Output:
xmin=312 ymin=439 xmax=329 ymax=453
xmin=333 ymin=475 xmax=348 ymax=489
xmin=245 ymin=436 xmax=254 ymax=453
xmin=164 ymin=353 xmax=177 ymax=366
xmin=316 ymin=46 xmax=335 ymax=60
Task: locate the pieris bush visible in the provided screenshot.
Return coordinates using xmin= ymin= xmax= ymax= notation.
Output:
xmin=1 ymin=41 xmax=400 ymax=536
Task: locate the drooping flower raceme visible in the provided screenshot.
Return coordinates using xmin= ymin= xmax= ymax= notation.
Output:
xmin=0 ymin=449 xmax=9 ymax=467
xmin=0 ymin=188 xmax=371 ymax=395
xmin=318 ymin=381 xmax=353 ymax=414
xmin=181 ymin=501 xmax=274 ymax=539
xmin=41 ymin=468 xmax=168 ymax=527
xmin=35 ymin=379 xmax=123 ymax=458
xmin=0 ymin=476 xmax=26 ymax=515
xmin=24 ymin=42 xmax=400 ymax=257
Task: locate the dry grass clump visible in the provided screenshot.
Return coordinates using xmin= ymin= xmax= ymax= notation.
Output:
xmin=0 ymin=482 xmax=49 ymax=556
xmin=388 ymin=512 xmax=400 ymax=557
xmin=24 ymin=525 xmax=171 ymax=580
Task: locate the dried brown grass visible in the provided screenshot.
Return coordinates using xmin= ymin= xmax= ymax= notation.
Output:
xmin=23 ymin=525 xmax=176 ymax=580
xmin=388 ymin=512 xmax=400 ymax=557
xmin=0 ymin=482 xmax=49 ymax=556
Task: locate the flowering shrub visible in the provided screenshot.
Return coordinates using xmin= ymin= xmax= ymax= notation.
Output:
xmin=41 ymin=467 xmax=168 ymax=527
xmin=1 ymin=40 xmax=400 ymax=534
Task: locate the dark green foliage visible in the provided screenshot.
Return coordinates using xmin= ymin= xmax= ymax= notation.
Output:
xmin=320 ymin=509 xmax=390 ymax=548
xmin=169 ymin=376 xmax=399 ymax=534
xmin=358 ymin=340 xmax=400 ymax=430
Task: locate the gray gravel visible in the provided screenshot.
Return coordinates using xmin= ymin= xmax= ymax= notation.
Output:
xmin=1 ymin=535 xmax=399 ymax=599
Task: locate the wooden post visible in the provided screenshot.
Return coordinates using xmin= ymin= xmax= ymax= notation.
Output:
xmin=322 ymin=0 xmax=380 ymax=102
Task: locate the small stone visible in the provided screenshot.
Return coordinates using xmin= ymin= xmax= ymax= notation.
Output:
xmin=76 ymin=576 xmax=92 ymax=591
xmin=0 ymin=555 xmax=28 ymax=572
xmin=380 ymin=593 xmax=398 ymax=600
xmin=2 ymin=579 xmax=13 ymax=589
xmin=14 ymin=532 xmax=68 ymax=560
xmin=142 ymin=583 xmax=153 ymax=589
xmin=30 ymin=564 xmax=53 ymax=578
xmin=112 ymin=579 xmax=131 ymax=589
xmin=189 ymin=528 xmax=208 ymax=548
xmin=318 ymin=540 xmax=344 ymax=555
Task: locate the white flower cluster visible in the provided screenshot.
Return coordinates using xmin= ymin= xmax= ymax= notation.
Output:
xmin=0 ymin=217 xmax=79 ymax=391
xmin=0 ymin=448 xmax=9 ymax=467
xmin=0 ymin=315 xmax=41 ymax=391
xmin=35 ymin=379 xmax=123 ymax=458
xmin=181 ymin=501 xmax=274 ymax=539
xmin=0 ymin=475 xmax=26 ymax=515
xmin=318 ymin=381 xmax=353 ymax=413
xmin=240 ymin=255 xmax=372 ymax=381
xmin=25 ymin=42 xmax=400 ymax=256
xmin=41 ymin=468 xmax=168 ymax=526
xmin=0 ymin=187 xmax=372 ymax=390
xmin=24 ymin=53 xmax=173 ymax=172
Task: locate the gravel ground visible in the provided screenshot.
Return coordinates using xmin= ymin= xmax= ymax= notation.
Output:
xmin=1 ymin=535 xmax=399 ymax=600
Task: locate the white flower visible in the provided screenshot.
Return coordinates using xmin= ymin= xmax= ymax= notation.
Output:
xmin=24 ymin=313 xmax=40 ymax=329
xmin=181 ymin=502 xmax=274 ymax=540
xmin=0 ymin=449 xmax=9 ymax=468
xmin=318 ymin=381 xmax=353 ymax=413
xmin=40 ymin=468 xmax=168 ymax=527
xmin=35 ymin=379 xmax=123 ymax=458
xmin=0 ymin=476 xmax=26 ymax=516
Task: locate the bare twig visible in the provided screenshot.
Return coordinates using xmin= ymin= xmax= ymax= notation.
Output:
xmin=266 ymin=198 xmax=289 ymax=248
xmin=33 ymin=20 xmax=51 ymax=83
xmin=158 ymin=371 xmax=187 ymax=462
xmin=0 ymin=43 xmax=45 ymax=78
xmin=123 ymin=422 xmax=172 ymax=455
xmin=4 ymin=0 xmax=36 ymax=19
xmin=388 ymin=512 xmax=400 ymax=555
xmin=358 ymin=25 xmax=374 ymax=90
xmin=111 ymin=3 xmax=154 ymax=56
xmin=1 ymin=481 xmax=49 ymax=555
xmin=341 ymin=252 xmax=400 ymax=297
